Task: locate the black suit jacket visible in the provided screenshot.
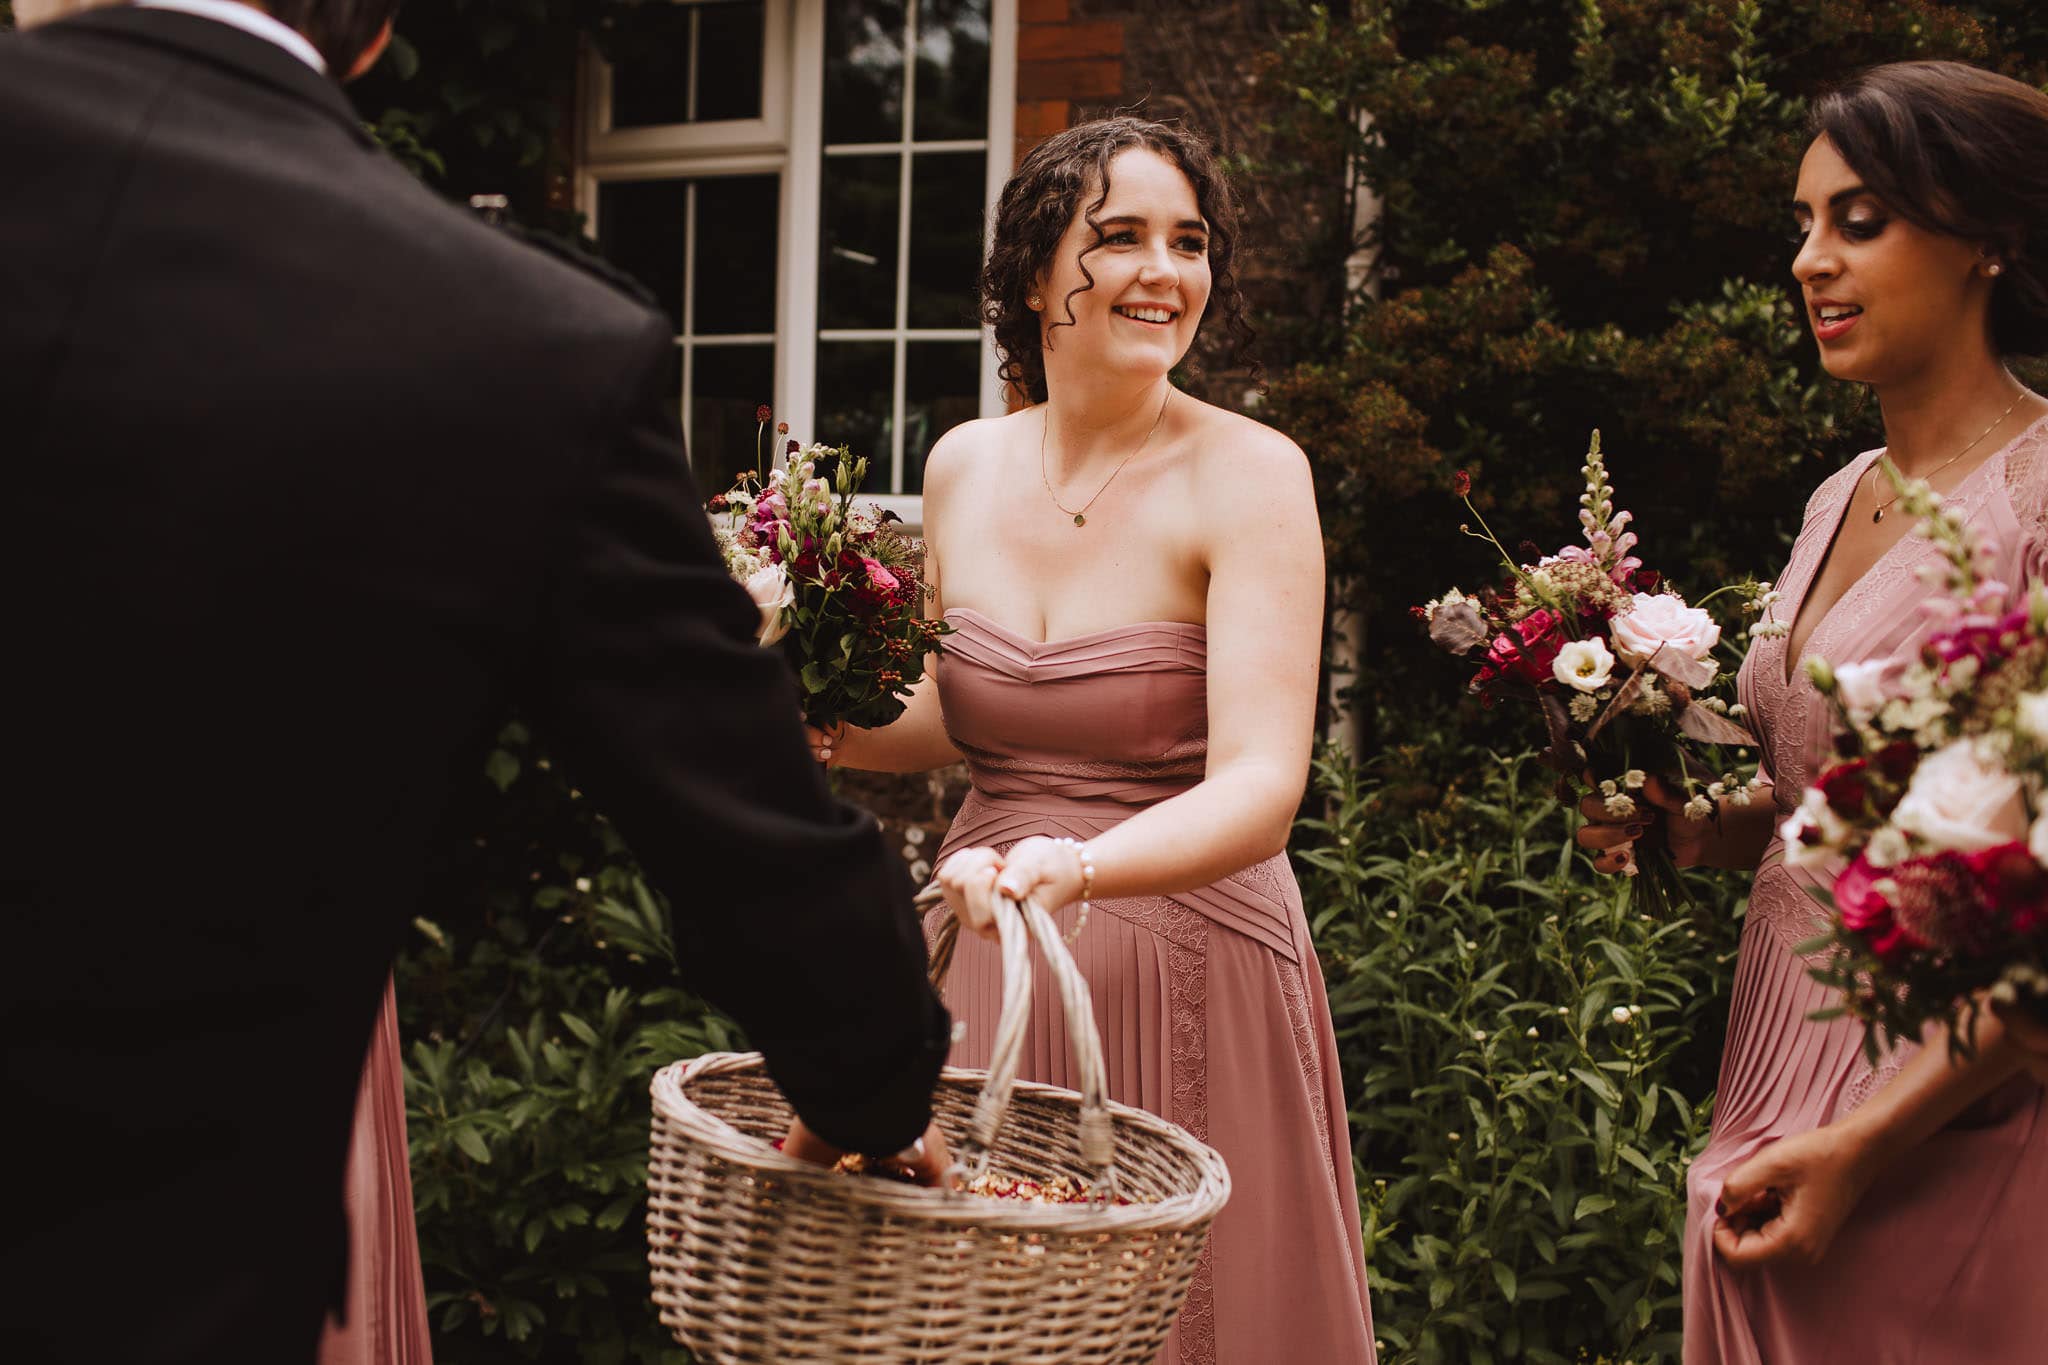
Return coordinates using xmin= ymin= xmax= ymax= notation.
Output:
xmin=0 ymin=10 xmax=949 ymax=1360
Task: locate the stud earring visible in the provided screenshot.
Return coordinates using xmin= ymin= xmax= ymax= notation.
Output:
xmin=1988 ymin=262 xmax=2004 ymax=277
xmin=1028 ymin=294 xmax=1043 ymax=309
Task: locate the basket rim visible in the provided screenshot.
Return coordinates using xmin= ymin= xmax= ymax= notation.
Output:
xmin=650 ymin=1052 xmax=1231 ymax=1231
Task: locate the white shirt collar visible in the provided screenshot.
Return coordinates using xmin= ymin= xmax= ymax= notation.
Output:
xmin=135 ymin=0 xmax=329 ymax=75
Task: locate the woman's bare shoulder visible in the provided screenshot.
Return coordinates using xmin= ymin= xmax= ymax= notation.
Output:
xmin=924 ymin=410 xmax=1029 ymax=502
xmin=1179 ymin=399 xmax=1315 ymax=508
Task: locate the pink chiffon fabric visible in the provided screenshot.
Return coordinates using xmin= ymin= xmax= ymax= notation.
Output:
xmin=1688 ymin=419 xmax=2048 ymax=1362
xmin=927 ymin=607 xmax=1376 ymax=1365
xmin=318 ymin=977 xmax=434 ymax=1365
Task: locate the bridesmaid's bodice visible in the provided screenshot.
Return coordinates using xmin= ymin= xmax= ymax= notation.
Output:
xmin=936 ymin=606 xmax=1210 ymax=811
xmin=1738 ymin=416 xmax=2048 ymax=837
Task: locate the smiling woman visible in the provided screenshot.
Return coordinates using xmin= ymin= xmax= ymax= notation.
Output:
xmin=815 ymin=117 xmax=1377 ymax=1363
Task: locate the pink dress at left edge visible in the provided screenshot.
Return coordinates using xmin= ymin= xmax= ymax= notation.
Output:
xmin=1686 ymin=418 xmax=2048 ymax=1362
xmin=318 ymin=977 xmax=434 ymax=1365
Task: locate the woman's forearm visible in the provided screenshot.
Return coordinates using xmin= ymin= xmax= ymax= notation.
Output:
xmin=1075 ymin=760 xmax=1301 ymax=902
xmin=1698 ymin=787 xmax=1779 ymax=871
xmin=832 ymin=675 xmax=963 ymax=773
xmin=1834 ymin=1007 xmax=2027 ymax=1181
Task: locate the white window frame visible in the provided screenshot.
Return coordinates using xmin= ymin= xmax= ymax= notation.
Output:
xmin=577 ymin=0 xmax=1018 ymax=529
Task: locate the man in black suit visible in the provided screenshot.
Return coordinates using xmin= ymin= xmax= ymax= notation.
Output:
xmin=0 ymin=3 xmax=953 ymax=1358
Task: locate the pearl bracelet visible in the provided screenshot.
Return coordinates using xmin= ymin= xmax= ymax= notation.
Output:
xmin=1053 ymin=837 xmax=1096 ymax=944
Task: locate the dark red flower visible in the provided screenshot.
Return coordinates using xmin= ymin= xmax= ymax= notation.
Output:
xmin=1888 ymin=851 xmax=1998 ymax=957
xmin=707 ymin=494 xmax=727 ymax=511
xmin=755 ymin=404 xmax=772 ymax=423
xmin=1452 ymin=469 xmax=1473 ymax=497
xmin=1815 ymin=759 xmax=1872 ymax=820
xmin=1474 ymin=609 xmax=1563 ymax=689
xmin=1873 ymin=740 xmax=1920 ymax=784
xmin=1634 ymin=569 xmax=1661 ymax=593
xmin=1966 ymin=841 xmax=2048 ymax=935
xmin=786 ymin=438 xmax=801 ymax=455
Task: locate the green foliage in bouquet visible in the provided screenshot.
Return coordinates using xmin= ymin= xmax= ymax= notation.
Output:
xmin=713 ymin=447 xmax=947 ymax=730
xmin=1299 ymin=741 xmax=1745 ymax=1364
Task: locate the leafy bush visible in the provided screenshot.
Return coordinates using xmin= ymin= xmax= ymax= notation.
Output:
xmin=1299 ymin=739 xmax=1746 ymax=1364
xmin=400 ymin=722 xmax=719 ymax=1363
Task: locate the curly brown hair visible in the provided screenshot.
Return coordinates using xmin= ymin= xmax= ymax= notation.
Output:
xmin=981 ymin=117 xmax=1256 ymax=404
xmin=1813 ymin=61 xmax=2048 ymax=356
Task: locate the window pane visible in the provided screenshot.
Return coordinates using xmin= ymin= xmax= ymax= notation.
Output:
xmin=904 ymin=342 xmax=979 ymax=494
xmin=694 ymin=1 xmax=765 ymax=122
xmin=820 ymin=155 xmax=901 ymax=329
xmin=689 ymin=344 xmax=775 ymax=494
xmin=816 ymin=342 xmax=896 ymax=490
xmin=907 ymin=152 xmax=984 ymax=329
xmin=609 ymin=4 xmax=695 ymax=129
xmin=913 ymin=0 xmax=990 ymax=142
xmin=694 ymin=175 xmax=780 ymax=335
xmin=596 ymin=179 xmax=689 ymax=332
xmin=824 ymin=0 xmax=906 ymax=145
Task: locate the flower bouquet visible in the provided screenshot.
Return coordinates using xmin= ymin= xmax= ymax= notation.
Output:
xmin=1784 ymin=464 xmax=2048 ymax=1060
xmin=709 ymin=412 xmax=947 ymax=729
xmin=1419 ymin=432 xmax=1766 ymax=913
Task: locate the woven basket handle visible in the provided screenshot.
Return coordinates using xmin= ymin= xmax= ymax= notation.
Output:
xmin=916 ymin=884 xmax=1117 ymax=1194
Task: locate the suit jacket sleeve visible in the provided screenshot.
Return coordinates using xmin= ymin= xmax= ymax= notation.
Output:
xmin=534 ymin=313 xmax=951 ymax=1155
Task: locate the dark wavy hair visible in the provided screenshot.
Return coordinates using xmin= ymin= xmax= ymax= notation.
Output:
xmin=1813 ymin=61 xmax=2048 ymax=356
xmin=982 ymin=117 xmax=1256 ymax=404
xmin=267 ymin=0 xmax=402 ymax=75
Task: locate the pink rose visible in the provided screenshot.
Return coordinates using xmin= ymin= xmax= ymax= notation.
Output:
xmin=1891 ymin=739 xmax=2028 ymax=853
xmin=1835 ymin=853 xmax=1921 ymax=965
xmin=1609 ymin=592 xmax=1720 ymax=666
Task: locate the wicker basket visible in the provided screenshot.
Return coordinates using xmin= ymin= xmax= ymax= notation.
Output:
xmin=646 ymin=890 xmax=1232 ymax=1363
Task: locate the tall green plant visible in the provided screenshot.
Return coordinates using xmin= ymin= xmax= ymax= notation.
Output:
xmin=1299 ymin=742 xmax=1745 ymax=1363
xmin=1264 ymin=0 xmax=2048 ymax=718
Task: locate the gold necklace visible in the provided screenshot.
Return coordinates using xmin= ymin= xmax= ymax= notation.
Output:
xmin=1040 ymin=388 xmax=1172 ymax=527
xmin=1869 ymin=390 xmax=2025 ymax=523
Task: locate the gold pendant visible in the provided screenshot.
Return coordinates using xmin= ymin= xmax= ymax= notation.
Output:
xmin=1074 ymin=513 xmax=1086 ymax=527
xmin=1872 ymin=507 xmax=1884 ymax=523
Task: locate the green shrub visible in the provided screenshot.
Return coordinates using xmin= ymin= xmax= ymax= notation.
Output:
xmin=400 ymin=722 xmax=717 ymax=1363
xmin=1298 ymin=741 xmax=1746 ymax=1364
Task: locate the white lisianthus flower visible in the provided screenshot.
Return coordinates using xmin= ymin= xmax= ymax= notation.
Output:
xmin=743 ymin=561 xmax=796 ymax=647
xmin=1892 ymin=738 xmax=2028 ymax=853
xmin=1611 ymin=593 xmax=1721 ymax=664
xmin=1832 ymin=660 xmax=1894 ymax=720
xmin=1553 ymin=637 xmax=1617 ymax=692
xmin=2015 ymin=691 xmax=2048 ymax=744
xmin=1865 ymin=827 xmax=1913 ymax=869
xmin=1780 ymin=788 xmax=1850 ymax=868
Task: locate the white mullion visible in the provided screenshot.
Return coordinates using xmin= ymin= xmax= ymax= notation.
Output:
xmin=680 ymin=180 xmax=700 ymax=445
xmin=889 ymin=4 xmax=919 ymax=491
xmin=821 ymin=328 xmax=978 ymax=342
xmin=984 ymin=0 xmax=1018 ymax=417
xmin=824 ymin=139 xmax=989 ymax=157
xmin=779 ymin=0 xmax=827 ymax=456
xmin=690 ymin=332 xmax=779 ymax=345
xmin=686 ymin=6 xmax=701 ymax=123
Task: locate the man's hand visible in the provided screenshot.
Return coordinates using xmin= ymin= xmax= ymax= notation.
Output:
xmin=780 ymin=1116 xmax=957 ymax=1188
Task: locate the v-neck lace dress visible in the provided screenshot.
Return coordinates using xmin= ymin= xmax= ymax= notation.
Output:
xmin=926 ymin=607 xmax=1376 ymax=1365
xmin=1685 ymin=418 xmax=2048 ymax=1363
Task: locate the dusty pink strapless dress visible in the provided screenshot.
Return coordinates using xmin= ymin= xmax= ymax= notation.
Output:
xmin=1687 ymin=421 xmax=2048 ymax=1362
xmin=319 ymin=977 xmax=434 ymax=1365
xmin=927 ymin=607 xmax=1376 ymax=1365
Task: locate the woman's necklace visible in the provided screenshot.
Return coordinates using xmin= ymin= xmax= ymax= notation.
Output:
xmin=1868 ymin=390 xmax=2024 ymax=523
xmin=1040 ymin=388 xmax=1172 ymax=528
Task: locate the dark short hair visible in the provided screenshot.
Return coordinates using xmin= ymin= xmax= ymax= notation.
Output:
xmin=982 ymin=116 xmax=1255 ymax=404
xmin=267 ymin=0 xmax=402 ymax=75
xmin=1812 ymin=61 xmax=2048 ymax=356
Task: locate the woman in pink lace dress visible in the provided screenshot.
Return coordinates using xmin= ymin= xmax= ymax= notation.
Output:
xmin=1581 ymin=63 xmax=2048 ymax=1360
xmin=814 ymin=118 xmax=1374 ymax=1363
